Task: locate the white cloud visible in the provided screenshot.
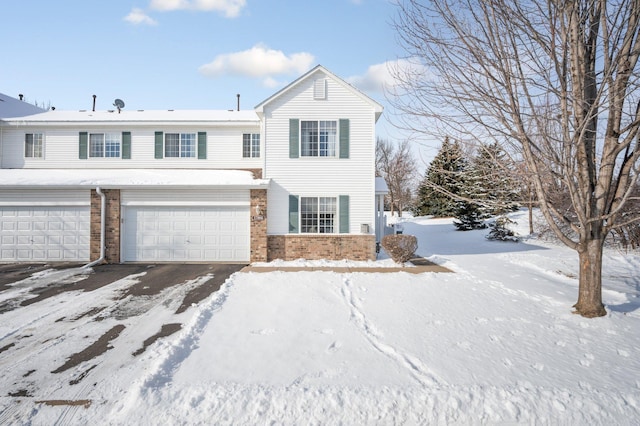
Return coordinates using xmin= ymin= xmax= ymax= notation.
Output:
xmin=198 ymin=44 xmax=315 ymax=86
xmin=149 ymin=0 xmax=246 ymax=17
xmin=124 ymin=8 xmax=158 ymax=25
xmin=347 ymin=59 xmax=427 ymax=93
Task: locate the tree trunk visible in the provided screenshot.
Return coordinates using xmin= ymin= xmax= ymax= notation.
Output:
xmin=574 ymin=239 xmax=607 ymax=318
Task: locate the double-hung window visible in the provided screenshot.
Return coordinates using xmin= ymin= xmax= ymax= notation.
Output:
xmin=25 ymin=133 xmax=44 ymax=158
xmin=89 ymin=132 xmax=121 ymax=158
xmin=243 ymin=133 xmax=260 ymax=158
xmin=301 ymin=197 xmax=337 ymax=233
xmin=165 ymin=133 xmax=196 ymax=158
xmin=301 ymin=120 xmax=336 ymax=157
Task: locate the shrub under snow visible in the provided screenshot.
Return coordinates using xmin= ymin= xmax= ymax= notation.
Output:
xmin=381 ymin=234 xmax=418 ymax=264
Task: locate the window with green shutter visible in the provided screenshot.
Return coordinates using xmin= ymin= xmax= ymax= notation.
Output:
xmin=289 ymin=119 xmax=299 ymax=158
xmin=198 ymin=132 xmax=207 ymax=159
xmin=289 ymin=194 xmax=299 ymax=233
xmin=154 ymin=131 xmax=163 ymax=159
xmin=339 ymin=195 xmax=349 ymax=233
xmin=79 ymin=132 xmax=88 ymax=159
xmin=339 ymin=119 xmax=349 ymax=159
xmin=122 ymin=132 xmax=131 ymax=159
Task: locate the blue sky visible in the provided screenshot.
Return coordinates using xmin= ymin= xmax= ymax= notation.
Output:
xmin=1 ymin=0 xmax=409 ymax=142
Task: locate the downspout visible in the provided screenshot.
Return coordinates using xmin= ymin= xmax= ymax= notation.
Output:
xmin=83 ymin=186 xmax=106 ymax=268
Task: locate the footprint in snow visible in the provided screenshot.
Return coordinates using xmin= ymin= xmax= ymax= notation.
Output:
xmin=580 ymin=354 xmax=594 ymax=367
xmin=617 ymin=349 xmax=630 ymax=357
xmin=327 ymin=341 xmax=342 ymax=353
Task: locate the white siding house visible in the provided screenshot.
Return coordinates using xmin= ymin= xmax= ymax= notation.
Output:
xmin=0 ymin=65 xmax=383 ymax=263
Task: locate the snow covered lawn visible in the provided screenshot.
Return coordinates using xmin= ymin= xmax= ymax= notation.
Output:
xmin=1 ymin=211 xmax=639 ymax=424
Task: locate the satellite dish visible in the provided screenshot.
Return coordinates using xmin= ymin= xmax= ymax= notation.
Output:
xmin=113 ymin=98 xmax=125 ymax=113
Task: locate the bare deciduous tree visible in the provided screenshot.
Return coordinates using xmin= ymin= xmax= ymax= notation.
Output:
xmin=376 ymin=138 xmax=418 ymax=217
xmin=392 ymin=0 xmax=640 ymax=317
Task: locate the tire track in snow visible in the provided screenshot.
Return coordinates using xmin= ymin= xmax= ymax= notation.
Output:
xmin=340 ymin=276 xmax=442 ymax=388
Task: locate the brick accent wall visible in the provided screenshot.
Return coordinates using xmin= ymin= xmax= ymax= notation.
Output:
xmin=90 ymin=189 xmax=121 ymax=264
xmin=250 ymin=189 xmax=268 ymax=262
xmin=267 ymin=235 xmax=376 ymax=261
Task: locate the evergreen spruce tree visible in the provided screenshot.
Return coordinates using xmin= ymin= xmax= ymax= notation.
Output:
xmin=452 ymin=153 xmax=486 ymax=230
xmin=473 ymin=142 xmax=520 ymax=216
xmin=414 ymin=137 xmax=466 ymax=217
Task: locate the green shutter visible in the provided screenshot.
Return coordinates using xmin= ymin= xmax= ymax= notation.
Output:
xmin=289 ymin=119 xmax=299 ymax=158
xmin=122 ymin=132 xmax=131 ymax=159
xmin=289 ymin=195 xmax=299 ymax=233
xmin=339 ymin=119 xmax=349 ymax=159
xmin=79 ymin=132 xmax=88 ymax=159
xmin=339 ymin=195 xmax=349 ymax=233
xmin=154 ymin=131 xmax=163 ymax=159
xmin=198 ymin=131 xmax=207 ymax=159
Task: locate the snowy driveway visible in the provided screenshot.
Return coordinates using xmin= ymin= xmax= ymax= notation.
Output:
xmin=0 ymin=262 xmax=241 ymax=418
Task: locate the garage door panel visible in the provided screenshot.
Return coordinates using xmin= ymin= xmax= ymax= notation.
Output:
xmin=123 ymin=205 xmax=249 ymax=262
xmin=0 ymin=206 xmax=90 ymax=262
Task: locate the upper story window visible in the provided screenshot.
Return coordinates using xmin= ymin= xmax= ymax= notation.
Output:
xmin=165 ymin=133 xmax=196 ymax=158
xmin=25 ymin=133 xmax=44 ymax=158
xmin=89 ymin=132 xmax=121 ymax=158
xmin=301 ymin=120 xmax=336 ymax=157
xmin=243 ymin=133 xmax=260 ymax=158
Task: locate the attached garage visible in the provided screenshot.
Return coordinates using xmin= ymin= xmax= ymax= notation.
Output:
xmin=121 ymin=189 xmax=250 ymax=263
xmin=0 ymin=190 xmax=90 ymax=262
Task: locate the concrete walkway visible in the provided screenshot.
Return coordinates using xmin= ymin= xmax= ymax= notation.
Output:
xmin=240 ymin=257 xmax=452 ymax=274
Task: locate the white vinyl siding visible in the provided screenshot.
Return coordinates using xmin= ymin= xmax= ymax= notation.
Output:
xmin=0 ymin=126 xmax=261 ymax=169
xmin=263 ymin=70 xmax=377 ymax=235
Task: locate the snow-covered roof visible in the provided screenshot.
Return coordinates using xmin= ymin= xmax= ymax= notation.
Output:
xmin=375 ymin=176 xmax=389 ymax=195
xmin=0 ymin=169 xmax=269 ymax=189
xmin=0 ymin=93 xmax=46 ymax=119
xmin=1 ymin=109 xmax=260 ymax=125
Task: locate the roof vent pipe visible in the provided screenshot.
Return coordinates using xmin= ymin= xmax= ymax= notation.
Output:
xmin=237 ymin=93 xmax=240 ymax=111
xmin=18 ymin=94 xmax=24 ymax=101
xmin=92 ymin=95 xmax=97 ymax=112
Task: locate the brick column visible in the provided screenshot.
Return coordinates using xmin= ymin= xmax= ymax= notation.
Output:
xmin=90 ymin=189 xmax=121 ymax=264
xmin=250 ymin=189 xmax=268 ymax=262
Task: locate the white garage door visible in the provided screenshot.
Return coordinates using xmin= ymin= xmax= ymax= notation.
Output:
xmin=0 ymin=206 xmax=90 ymax=262
xmin=122 ymin=206 xmax=250 ymax=262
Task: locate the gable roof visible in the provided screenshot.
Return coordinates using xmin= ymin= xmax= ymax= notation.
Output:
xmin=0 ymin=93 xmax=46 ymax=119
xmin=254 ymin=65 xmax=384 ymax=122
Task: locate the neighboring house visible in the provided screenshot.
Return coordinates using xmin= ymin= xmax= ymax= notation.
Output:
xmin=0 ymin=65 xmax=384 ymax=264
xmin=0 ymin=92 xmax=46 ymax=119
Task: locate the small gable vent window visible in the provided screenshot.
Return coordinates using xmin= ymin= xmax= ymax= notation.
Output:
xmin=314 ymin=79 xmax=327 ymax=100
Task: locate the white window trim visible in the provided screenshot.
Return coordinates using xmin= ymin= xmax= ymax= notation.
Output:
xmin=88 ymin=132 xmax=121 ymax=158
xmin=24 ymin=132 xmax=45 ymax=159
xmin=299 ymin=120 xmax=338 ymax=158
xmin=242 ymin=133 xmax=260 ymax=158
xmin=164 ymin=132 xmax=197 ymax=158
xmin=299 ymin=196 xmax=338 ymax=234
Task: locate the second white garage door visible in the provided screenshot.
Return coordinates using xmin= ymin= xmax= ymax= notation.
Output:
xmin=122 ymin=205 xmax=250 ymax=262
